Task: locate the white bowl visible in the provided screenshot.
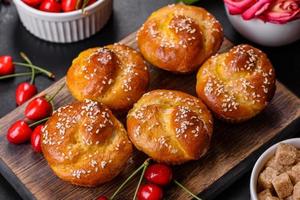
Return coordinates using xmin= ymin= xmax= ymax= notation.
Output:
xmin=250 ymin=138 xmax=300 ymax=200
xmin=13 ymin=0 xmax=112 ymax=43
xmin=225 ymin=6 xmax=300 ymax=47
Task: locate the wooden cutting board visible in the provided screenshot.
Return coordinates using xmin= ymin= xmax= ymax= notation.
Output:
xmin=0 ymin=32 xmax=299 ymax=200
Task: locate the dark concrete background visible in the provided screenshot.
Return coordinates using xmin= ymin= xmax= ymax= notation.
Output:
xmin=0 ymin=0 xmax=299 ymax=199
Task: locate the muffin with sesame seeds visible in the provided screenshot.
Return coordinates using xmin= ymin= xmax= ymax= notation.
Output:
xmin=127 ymin=90 xmax=213 ymax=165
xmin=66 ymin=43 xmax=149 ymax=111
xmin=41 ymin=99 xmax=132 ymax=187
xmin=196 ymin=44 xmax=276 ymax=123
xmin=136 ymin=4 xmax=223 ymax=73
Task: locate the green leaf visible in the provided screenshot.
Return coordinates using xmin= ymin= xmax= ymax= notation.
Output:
xmin=176 ymin=0 xmax=200 ymax=4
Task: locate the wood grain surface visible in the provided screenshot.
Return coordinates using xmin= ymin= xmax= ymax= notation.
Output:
xmin=0 ymin=32 xmax=299 ymax=200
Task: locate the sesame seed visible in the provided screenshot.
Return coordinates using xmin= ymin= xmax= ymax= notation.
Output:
xmin=100 ymin=161 xmax=107 ymax=169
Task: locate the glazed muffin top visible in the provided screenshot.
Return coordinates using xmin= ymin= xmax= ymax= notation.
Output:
xmin=196 ymin=44 xmax=276 ymax=122
xmin=127 ymin=90 xmax=213 ymax=165
xmin=66 ymin=43 xmax=149 ymax=110
xmin=42 ymin=99 xmax=132 ymax=186
xmin=137 ymin=3 xmax=223 ymax=73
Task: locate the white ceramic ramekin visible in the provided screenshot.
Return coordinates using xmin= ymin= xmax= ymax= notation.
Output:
xmin=250 ymin=138 xmax=300 ymax=200
xmin=225 ymin=7 xmax=300 ymax=47
xmin=13 ymin=0 xmax=112 ymax=43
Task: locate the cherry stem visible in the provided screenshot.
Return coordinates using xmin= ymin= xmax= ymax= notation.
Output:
xmin=81 ymin=0 xmax=89 ymax=14
xmin=0 ymin=72 xmax=41 ymax=80
xmin=46 ymin=83 xmax=65 ymax=102
xmin=29 ymin=117 xmax=49 ymax=128
xmin=110 ymin=158 xmax=151 ymax=200
xmin=13 ymin=62 xmax=55 ymax=79
xmin=133 ymin=159 xmax=149 ymax=200
xmin=20 ymin=52 xmax=35 ymax=85
xmin=173 ymin=180 xmax=202 ymax=200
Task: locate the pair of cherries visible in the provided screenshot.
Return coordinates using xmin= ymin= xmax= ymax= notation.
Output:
xmin=137 ymin=163 xmax=172 ymax=200
xmin=7 ymin=122 xmax=44 ymax=152
xmin=98 ymin=161 xmax=201 ymax=200
xmin=22 ymin=0 xmax=96 ymax=13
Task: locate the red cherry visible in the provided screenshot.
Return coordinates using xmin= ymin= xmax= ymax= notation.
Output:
xmin=7 ymin=120 xmax=32 ymax=144
xmin=137 ymin=184 xmax=163 ymax=200
xmin=22 ymin=0 xmax=42 ymax=7
xmin=61 ymin=0 xmax=78 ymax=12
xmin=39 ymin=0 xmax=61 ymax=12
xmin=25 ymin=97 xmax=52 ymax=121
xmin=16 ymin=82 xmax=37 ymax=105
xmin=31 ymin=125 xmax=43 ymax=152
xmin=97 ymin=196 xmax=108 ymax=200
xmin=144 ymin=163 xmax=173 ymax=186
xmin=0 ymin=56 xmax=14 ymax=76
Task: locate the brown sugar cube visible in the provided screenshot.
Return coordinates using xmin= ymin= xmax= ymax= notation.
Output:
xmin=272 ymin=173 xmax=294 ymax=198
xmin=275 ymin=144 xmax=297 ymax=166
xmin=259 ymin=167 xmax=279 ymax=189
xmin=293 ymin=182 xmax=300 ymax=200
xmin=258 ymin=189 xmax=280 ymax=200
xmin=266 ymin=157 xmax=293 ymax=174
xmin=297 ymin=151 xmax=300 ymax=163
xmin=266 ymin=157 xmax=285 ymax=172
xmin=258 ymin=189 xmax=272 ymax=200
xmin=287 ymin=163 xmax=300 ymax=184
xmin=266 ymin=156 xmax=293 ymax=173
xmin=288 ymin=164 xmax=300 ymax=184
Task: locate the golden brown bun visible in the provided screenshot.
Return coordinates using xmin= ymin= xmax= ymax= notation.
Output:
xmin=137 ymin=4 xmax=223 ymax=73
xmin=127 ymin=90 xmax=213 ymax=165
xmin=66 ymin=44 xmax=149 ymax=110
xmin=41 ymin=100 xmax=132 ymax=187
xmin=196 ymin=44 xmax=276 ymax=123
